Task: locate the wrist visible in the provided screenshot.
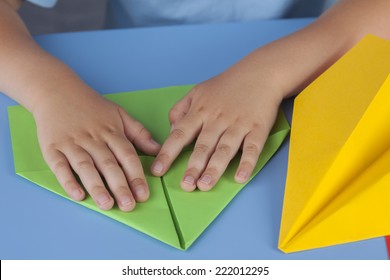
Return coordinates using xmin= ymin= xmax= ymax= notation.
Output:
xmin=227 ymin=54 xmax=286 ymax=106
xmin=31 ymin=82 xmax=101 ymax=120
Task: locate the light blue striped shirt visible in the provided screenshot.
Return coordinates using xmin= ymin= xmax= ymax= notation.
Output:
xmin=27 ymin=0 xmax=338 ymax=28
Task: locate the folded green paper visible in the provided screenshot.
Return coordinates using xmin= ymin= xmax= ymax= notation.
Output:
xmin=8 ymin=85 xmax=289 ymax=250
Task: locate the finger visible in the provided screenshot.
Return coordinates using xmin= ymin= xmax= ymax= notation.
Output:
xmin=180 ymin=123 xmax=226 ymax=191
xmin=43 ymin=149 xmax=85 ymax=201
xmin=151 ymin=114 xmax=202 ymax=176
xmin=119 ymin=108 xmax=161 ymax=155
xmin=168 ymin=92 xmax=193 ymax=126
xmin=234 ymin=130 xmax=267 ymax=183
xmin=61 ymin=145 xmax=115 ymax=211
xmin=82 ymin=141 xmax=137 ymax=212
xmin=197 ymin=126 xmax=247 ymax=191
xmin=107 ymin=135 xmax=149 ymax=202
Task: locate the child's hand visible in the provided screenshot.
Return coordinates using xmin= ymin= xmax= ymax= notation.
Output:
xmin=151 ymin=62 xmax=283 ymax=191
xmin=1 ymin=0 xmax=161 ymax=211
xmin=1 ymin=0 xmax=162 ymax=212
xmin=33 ymin=90 xmax=160 ymax=211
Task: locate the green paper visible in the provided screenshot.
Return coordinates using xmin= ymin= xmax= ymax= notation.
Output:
xmin=8 ymin=85 xmax=289 ymax=250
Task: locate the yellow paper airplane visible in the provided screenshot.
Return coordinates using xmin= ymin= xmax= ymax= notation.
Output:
xmin=279 ymin=35 xmax=390 ymax=253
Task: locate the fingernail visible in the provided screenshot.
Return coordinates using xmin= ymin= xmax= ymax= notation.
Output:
xmin=183 ymin=175 xmax=195 ymax=186
xmin=199 ymin=174 xmax=212 ymax=185
xmin=150 ymin=139 xmax=160 ymax=146
xmin=120 ymin=196 xmax=133 ymax=207
xmin=135 ymin=186 xmax=146 ymax=198
xmin=152 ymin=161 xmax=163 ymax=174
xmin=170 ymin=123 xmax=175 ymax=132
xmin=72 ymin=189 xmax=84 ymax=200
xmin=97 ymin=193 xmax=111 ymax=206
xmin=236 ymin=171 xmax=248 ymax=183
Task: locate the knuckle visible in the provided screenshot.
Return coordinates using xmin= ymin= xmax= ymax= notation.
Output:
xmin=101 ymin=126 xmax=121 ymax=139
xmin=101 ymin=158 xmax=117 ymax=168
xmin=190 ymin=84 xmax=201 ymax=95
xmin=121 ymin=150 xmax=138 ymax=162
xmin=205 ymin=166 xmax=219 ymax=176
xmin=244 ymin=143 xmax=260 ymax=155
xmin=168 ymin=113 xmax=175 ymax=122
xmin=216 ymin=143 xmax=232 ymax=156
xmin=46 ymin=142 xmax=59 ymax=151
xmin=252 ymin=122 xmax=268 ymax=135
xmin=156 ymin=152 xmax=170 ymax=162
xmin=215 ymin=111 xmax=224 ymax=119
xmin=137 ymin=127 xmax=151 ymax=140
xmin=103 ymin=126 xmax=118 ymax=135
xmin=169 ymin=107 xmax=179 ymax=119
xmin=240 ymin=160 xmax=254 ymax=170
xmin=90 ymin=185 xmax=106 ymax=195
xmin=84 ymin=131 xmax=95 ymax=139
xmin=185 ymin=167 xmax=201 ymax=176
xmin=130 ymin=177 xmax=146 ymax=187
xmin=64 ymin=180 xmax=78 ymax=190
xmin=132 ymin=121 xmax=144 ymax=133
xmin=76 ymin=159 xmax=94 ymax=170
xmin=115 ymin=185 xmax=131 ymax=194
xmin=128 ymin=121 xmax=146 ymax=142
xmin=194 ymin=143 xmax=210 ymax=154
xmin=46 ymin=139 xmax=72 ymax=152
xmin=170 ymin=128 xmax=186 ymax=140
xmin=52 ymin=160 xmax=68 ymax=172
xmin=194 ymin=106 xmax=205 ymax=113
xmin=251 ymin=122 xmax=262 ymax=130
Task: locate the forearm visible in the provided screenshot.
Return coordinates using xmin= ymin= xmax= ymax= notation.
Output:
xmin=229 ymin=0 xmax=390 ymax=100
xmin=0 ymin=0 xmax=95 ymax=114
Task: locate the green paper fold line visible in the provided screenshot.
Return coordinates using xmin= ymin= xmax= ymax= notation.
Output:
xmin=161 ymin=175 xmax=185 ymax=249
xmin=8 ymin=85 xmax=289 ymax=250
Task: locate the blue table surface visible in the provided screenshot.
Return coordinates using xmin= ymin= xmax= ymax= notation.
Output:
xmin=0 ymin=18 xmax=387 ymax=260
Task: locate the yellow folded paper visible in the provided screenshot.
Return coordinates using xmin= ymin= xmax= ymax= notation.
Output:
xmin=279 ymin=35 xmax=390 ymax=253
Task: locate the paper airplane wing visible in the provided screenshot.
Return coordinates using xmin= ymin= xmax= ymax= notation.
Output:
xmin=279 ymin=35 xmax=390 ymax=253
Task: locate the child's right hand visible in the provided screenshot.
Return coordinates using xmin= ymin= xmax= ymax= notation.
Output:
xmin=1 ymin=0 xmax=161 ymax=212
xmin=32 ymin=89 xmax=161 ymax=212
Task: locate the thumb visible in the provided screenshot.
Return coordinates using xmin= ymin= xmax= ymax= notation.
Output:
xmin=168 ymin=90 xmax=194 ymax=129
xmin=119 ymin=108 xmax=161 ymax=155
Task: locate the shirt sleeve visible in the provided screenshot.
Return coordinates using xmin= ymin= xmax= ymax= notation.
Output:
xmin=26 ymin=0 xmax=57 ymax=8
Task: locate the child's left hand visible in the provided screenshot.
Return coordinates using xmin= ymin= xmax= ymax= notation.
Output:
xmin=150 ymin=58 xmax=284 ymax=191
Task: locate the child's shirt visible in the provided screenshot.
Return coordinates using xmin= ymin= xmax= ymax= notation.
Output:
xmin=27 ymin=0 xmax=338 ymax=28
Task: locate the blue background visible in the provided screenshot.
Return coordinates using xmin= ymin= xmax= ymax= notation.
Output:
xmin=0 ymin=18 xmax=387 ymax=259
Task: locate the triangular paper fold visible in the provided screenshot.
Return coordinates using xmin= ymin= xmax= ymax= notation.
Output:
xmin=163 ymin=122 xmax=289 ymax=249
xmin=9 ymin=85 xmax=289 ymax=250
xmin=279 ymin=35 xmax=390 ymax=253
